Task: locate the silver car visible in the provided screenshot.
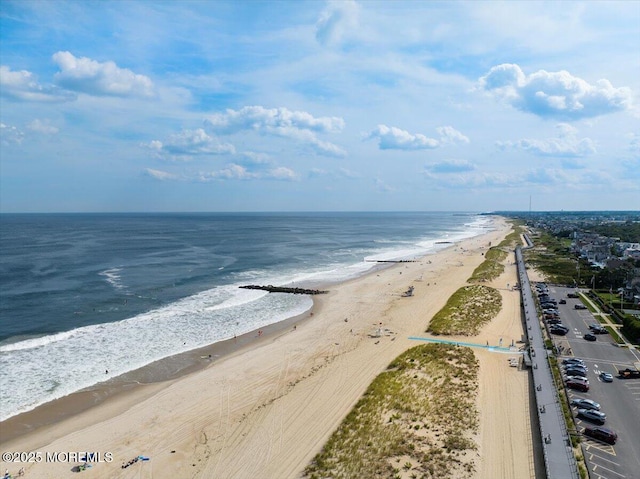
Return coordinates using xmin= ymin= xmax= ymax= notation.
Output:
xmin=577 ymin=408 xmax=606 ymax=425
xmin=570 ymin=398 xmax=600 ymax=411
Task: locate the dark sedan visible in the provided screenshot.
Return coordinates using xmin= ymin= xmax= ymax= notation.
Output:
xmin=584 ymin=426 xmax=617 ymax=444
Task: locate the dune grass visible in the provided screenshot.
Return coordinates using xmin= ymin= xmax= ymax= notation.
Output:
xmin=467 ymin=247 xmax=507 ymax=283
xmin=303 ymin=344 xmax=479 ymax=479
xmin=427 ymin=285 xmax=502 ymax=336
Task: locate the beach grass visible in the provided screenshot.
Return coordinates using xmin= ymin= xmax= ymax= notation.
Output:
xmin=467 ymin=247 xmax=507 ymax=283
xmin=522 ymin=231 xmax=586 ymax=285
xmin=427 ymin=285 xmax=502 ymax=336
xmin=303 ymin=344 xmax=479 ymax=479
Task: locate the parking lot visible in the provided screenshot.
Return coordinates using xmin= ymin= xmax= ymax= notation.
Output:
xmin=539 ymin=284 xmax=640 ymax=479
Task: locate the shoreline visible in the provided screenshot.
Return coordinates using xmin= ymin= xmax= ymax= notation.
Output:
xmin=0 ymin=225 xmax=489 ymax=441
xmin=1 ymin=217 xmax=527 ymax=479
xmin=0 ymin=306 xmax=314 ymax=444
xmin=0 ymin=248 xmax=409 ymax=442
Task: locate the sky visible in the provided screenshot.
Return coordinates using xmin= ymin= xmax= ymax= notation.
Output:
xmin=1 ymin=0 xmax=639 ymax=213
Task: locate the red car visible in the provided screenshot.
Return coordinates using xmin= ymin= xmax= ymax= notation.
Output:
xmin=566 ymin=378 xmax=589 ymax=392
xmin=584 ymin=426 xmax=617 ymax=444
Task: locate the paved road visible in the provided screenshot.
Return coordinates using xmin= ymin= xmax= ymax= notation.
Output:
xmin=544 ymin=285 xmax=640 ymax=479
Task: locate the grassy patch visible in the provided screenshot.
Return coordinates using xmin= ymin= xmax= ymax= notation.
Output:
xmin=467 ymin=247 xmax=508 ymax=283
xmin=428 ymin=285 xmax=502 ymax=336
xmin=605 ymin=326 xmax=625 ymax=344
xmin=497 ymin=223 xmax=524 ymax=249
xmin=304 ymin=344 xmax=479 ymax=479
xmin=523 ymin=232 xmax=587 ymax=285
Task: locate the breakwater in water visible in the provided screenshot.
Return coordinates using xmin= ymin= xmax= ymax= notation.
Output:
xmin=239 ymin=285 xmax=328 ymax=295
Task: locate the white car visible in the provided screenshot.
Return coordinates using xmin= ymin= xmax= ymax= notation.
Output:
xmin=564 ymin=375 xmax=589 ymax=383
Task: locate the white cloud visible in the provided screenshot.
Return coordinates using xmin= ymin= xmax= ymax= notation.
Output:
xmin=0 ymin=123 xmax=24 ymax=145
xmin=206 ymin=105 xmax=344 ymax=133
xmin=52 ymin=51 xmax=155 ymax=98
xmin=205 ymin=106 xmax=346 ymax=157
xmin=436 ymin=126 xmax=470 ymax=145
xmin=144 ymin=168 xmax=181 ymax=181
xmin=267 ymin=166 xmax=297 ymax=180
xmin=308 ymin=167 xmax=360 ymax=179
xmin=367 ymin=124 xmax=469 ymax=151
xmin=205 ymin=164 xmax=255 ymax=180
xmin=366 ymin=125 xmax=439 ymax=150
xmin=316 ymin=0 xmax=360 ymax=46
xmin=200 ymin=164 xmax=297 ymax=181
xmin=0 ymin=65 xmax=76 ymax=102
xmin=145 ymin=163 xmax=298 ymax=183
xmin=479 ymin=63 xmax=633 ymax=120
xmin=27 ymin=119 xmax=59 ymax=135
xmin=426 ymin=159 xmax=476 ymax=173
xmin=497 ymin=123 xmax=596 ymax=157
xmin=146 ymin=129 xmax=235 ymax=161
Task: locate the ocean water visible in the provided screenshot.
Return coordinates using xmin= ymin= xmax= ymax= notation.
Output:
xmin=0 ymin=212 xmax=492 ymax=420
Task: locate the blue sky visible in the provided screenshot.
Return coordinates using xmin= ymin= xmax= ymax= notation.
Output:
xmin=1 ymin=0 xmax=639 ymax=212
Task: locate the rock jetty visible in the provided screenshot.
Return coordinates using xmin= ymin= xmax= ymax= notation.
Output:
xmin=364 ymin=259 xmax=417 ymax=263
xmin=239 ymin=285 xmax=328 ymax=295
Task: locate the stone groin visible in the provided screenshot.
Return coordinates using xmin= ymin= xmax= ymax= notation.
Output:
xmin=364 ymin=259 xmax=417 ymax=263
xmin=239 ymin=285 xmax=328 ymax=295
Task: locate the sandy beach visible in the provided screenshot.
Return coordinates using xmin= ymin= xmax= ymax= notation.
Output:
xmin=1 ymin=217 xmax=534 ymax=478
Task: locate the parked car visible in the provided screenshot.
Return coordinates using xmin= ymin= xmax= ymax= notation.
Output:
xmin=563 ymin=362 xmax=587 ymax=370
xmin=547 ymin=318 xmax=562 ymax=325
xmin=567 ymin=292 xmax=579 ymax=298
xmin=583 ymin=426 xmax=617 ymax=444
xmin=563 ymin=358 xmax=586 ymax=366
xmin=566 ymin=379 xmax=589 ymax=392
xmin=571 ymin=398 xmax=600 ymax=410
xmin=564 ymin=365 xmax=588 ymax=374
xmin=564 ymin=363 xmax=588 ymax=371
xmin=562 ymin=363 xmax=589 ymax=373
xmin=584 ymin=333 xmax=597 ymax=341
xmin=599 ymin=372 xmax=614 ymax=382
xmin=566 ymin=368 xmax=588 ymax=378
xmin=564 ymin=368 xmax=587 ymax=378
xmin=564 ymin=375 xmax=589 ymax=383
xmin=550 ymin=327 xmax=568 ymax=335
xmin=577 ymin=408 xmax=606 ymax=425
xmin=559 ymin=299 xmax=567 ymax=304
xmin=575 ymin=304 xmax=587 ymax=310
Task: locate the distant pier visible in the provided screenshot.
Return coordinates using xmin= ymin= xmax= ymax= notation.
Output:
xmin=239 ymin=285 xmax=328 ymax=295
